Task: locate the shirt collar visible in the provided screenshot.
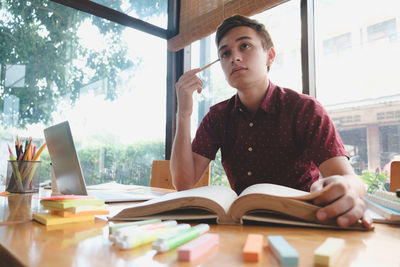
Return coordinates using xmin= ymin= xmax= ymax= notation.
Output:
xmin=259 ymin=81 xmax=277 ymax=114
xmin=233 ymin=81 xmax=278 ymax=114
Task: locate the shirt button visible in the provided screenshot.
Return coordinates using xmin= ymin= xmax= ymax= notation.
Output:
xmin=247 ymin=171 xmax=252 ymax=176
xmin=249 ymin=122 xmax=254 ymax=127
xmin=239 ymin=108 xmax=243 ymax=112
xmin=248 ymin=147 xmax=253 ymax=152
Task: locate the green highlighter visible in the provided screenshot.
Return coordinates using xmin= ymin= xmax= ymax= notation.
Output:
xmin=152 ymin=224 xmax=210 ymax=252
xmin=109 ymin=219 xmax=161 ymax=235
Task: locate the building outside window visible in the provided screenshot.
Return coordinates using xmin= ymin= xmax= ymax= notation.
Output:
xmin=315 ymin=0 xmax=400 ymax=176
xmin=367 ymin=18 xmax=397 ymax=43
xmin=322 ymin=32 xmax=352 ymax=55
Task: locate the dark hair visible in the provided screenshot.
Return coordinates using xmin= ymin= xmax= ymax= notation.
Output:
xmin=215 ymin=14 xmax=274 ymax=51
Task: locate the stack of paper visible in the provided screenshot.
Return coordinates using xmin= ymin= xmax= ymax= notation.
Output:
xmin=364 ymin=190 xmax=400 ymax=223
xmin=33 ymin=195 xmax=109 ymax=226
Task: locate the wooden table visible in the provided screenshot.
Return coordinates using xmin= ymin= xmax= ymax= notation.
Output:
xmin=0 ymin=189 xmax=399 ymax=267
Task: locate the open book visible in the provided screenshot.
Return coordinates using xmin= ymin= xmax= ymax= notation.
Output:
xmin=111 ymin=183 xmax=370 ymax=231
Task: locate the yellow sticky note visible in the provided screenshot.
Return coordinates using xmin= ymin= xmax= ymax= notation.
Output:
xmin=33 ymin=212 xmax=94 ymax=226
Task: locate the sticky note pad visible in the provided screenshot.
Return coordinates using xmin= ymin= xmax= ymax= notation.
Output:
xmin=314 ymin=237 xmax=345 ymax=266
xmin=33 ymin=212 xmax=95 ymax=226
xmin=243 ymin=234 xmax=264 ymax=262
xmin=178 ymin=233 xmax=219 ymax=262
xmin=267 ymin=235 xmax=299 ymax=266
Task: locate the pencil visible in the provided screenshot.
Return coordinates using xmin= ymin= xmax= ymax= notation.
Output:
xmin=23 ymin=142 xmax=32 ymax=161
xmin=199 ymin=59 xmax=220 ymax=72
xmin=33 ymin=142 xmax=47 ymax=161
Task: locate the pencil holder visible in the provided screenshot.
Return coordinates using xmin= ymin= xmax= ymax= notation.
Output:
xmin=6 ymin=160 xmax=41 ymax=193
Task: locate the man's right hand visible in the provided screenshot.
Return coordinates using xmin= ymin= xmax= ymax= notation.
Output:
xmin=171 ymin=68 xmax=209 ymax=190
xmin=175 ymin=69 xmax=202 ymax=117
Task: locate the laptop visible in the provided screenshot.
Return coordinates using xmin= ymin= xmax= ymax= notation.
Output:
xmin=44 ymin=121 xmax=163 ymax=202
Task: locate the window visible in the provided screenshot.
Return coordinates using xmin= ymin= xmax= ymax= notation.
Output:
xmin=190 ymin=0 xmax=301 ymax=185
xmin=253 ymin=1 xmax=302 ymax=93
xmin=323 ymin=32 xmax=352 ymax=55
xmin=315 ymin=0 xmax=400 ymax=174
xmin=367 ymin=18 xmax=397 ymax=43
xmin=0 ymin=1 xmax=167 ymax=185
xmin=90 ymin=0 xmax=168 ymax=28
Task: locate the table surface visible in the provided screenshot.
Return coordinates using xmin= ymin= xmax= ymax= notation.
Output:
xmin=0 ymin=188 xmax=399 ymax=267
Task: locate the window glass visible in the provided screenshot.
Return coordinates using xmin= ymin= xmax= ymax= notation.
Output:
xmin=190 ymin=0 xmax=301 ymax=185
xmin=315 ymin=0 xmax=400 ymax=178
xmin=252 ymin=0 xmax=302 ymax=93
xmin=0 ymin=1 xmax=166 ymax=186
xmin=90 ymin=0 xmax=168 ymax=29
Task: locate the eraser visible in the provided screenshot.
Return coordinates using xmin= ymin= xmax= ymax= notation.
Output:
xmin=314 ymin=237 xmax=345 ymax=266
xmin=177 ymin=233 xmax=219 ymax=262
xmin=267 ymin=235 xmax=299 ymax=266
xmin=243 ymin=234 xmax=264 ymax=262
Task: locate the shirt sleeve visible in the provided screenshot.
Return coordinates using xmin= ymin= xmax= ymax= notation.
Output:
xmin=294 ymin=97 xmax=349 ymax=167
xmin=191 ymin=110 xmax=221 ymax=160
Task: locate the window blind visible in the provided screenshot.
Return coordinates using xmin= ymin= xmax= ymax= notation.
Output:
xmin=168 ymin=0 xmax=288 ymax=51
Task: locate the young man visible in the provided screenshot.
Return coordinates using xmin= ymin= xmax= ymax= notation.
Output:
xmin=170 ymin=15 xmax=371 ymax=228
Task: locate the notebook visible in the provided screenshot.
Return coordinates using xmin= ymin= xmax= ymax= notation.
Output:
xmin=44 ymin=121 xmax=163 ymax=203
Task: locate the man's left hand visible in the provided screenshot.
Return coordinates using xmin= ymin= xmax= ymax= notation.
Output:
xmin=311 ymin=175 xmax=372 ymax=229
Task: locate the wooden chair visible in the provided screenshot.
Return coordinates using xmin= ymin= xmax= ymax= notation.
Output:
xmin=390 ymin=161 xmax=400 ymax=192
xmin=150 ymin=160 xmax=210 ymax=190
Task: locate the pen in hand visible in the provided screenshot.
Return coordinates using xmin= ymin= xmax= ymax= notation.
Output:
xmin=198 ymin=59 xmax=220 ymax=72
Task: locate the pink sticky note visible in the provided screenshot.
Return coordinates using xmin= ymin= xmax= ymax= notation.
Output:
xmin=40 ymin=195 xmax=96 ymax=201
xmin=178 ymin=233 xmax=219 ymax=262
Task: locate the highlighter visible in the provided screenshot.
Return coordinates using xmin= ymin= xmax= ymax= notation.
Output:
xmin=116 ymin=220 xmax=177 ymax=240
xmin=110 ymin=220 xmax=176 ymax=242
xmin=116 ymin=223 xmax=190 ymax=250
xmin=152 ymin=223 xmax=210 ymax=252
xmin=109 ymin=219 xmax=161 ymax=235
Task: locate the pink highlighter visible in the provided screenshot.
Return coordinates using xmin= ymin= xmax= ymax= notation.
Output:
xmin=177 ymin=233 xmax=219 ymax=262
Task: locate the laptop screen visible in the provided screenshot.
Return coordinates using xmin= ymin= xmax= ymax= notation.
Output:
xmin=44 ymin=121 xmax=88 ymax=195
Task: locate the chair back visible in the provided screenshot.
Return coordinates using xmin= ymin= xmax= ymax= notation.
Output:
xmin=150 ymin=160 xmax=210 ymax=190
xmin=390 ymin=161 xmax=400 ymax=192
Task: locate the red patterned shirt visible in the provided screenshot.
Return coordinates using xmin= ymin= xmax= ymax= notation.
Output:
xmin=192 ymin=82 xmax=348 ymax=194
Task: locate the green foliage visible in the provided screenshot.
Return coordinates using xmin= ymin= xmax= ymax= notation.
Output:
xmin=360 ymin=170 xmax=389 ymax=194
xmin=38 ymin=140 xmax=164 ymax=186
xmin=38 ymin=139 xmax=229 ymax=188
xmin=0 ymin=0 xmax=165 ymax=127
xmin=1 ymin=1 xmax=78 ymax=126
xmin=93 ymin=0 xmax=167 ymax=18
xmin=211 ymin=150 xmax=230 ymax=187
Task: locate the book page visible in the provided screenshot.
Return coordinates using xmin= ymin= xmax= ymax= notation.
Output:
xmin=238 ymin=183 xmax=327 ymax=200
xmin=231 ymin=184 xmax=369 ymax=230
xmin=111 ymin=185 xmax=238 ymax=223
xmin=130 ymin=185 xmax=237 ymax=212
